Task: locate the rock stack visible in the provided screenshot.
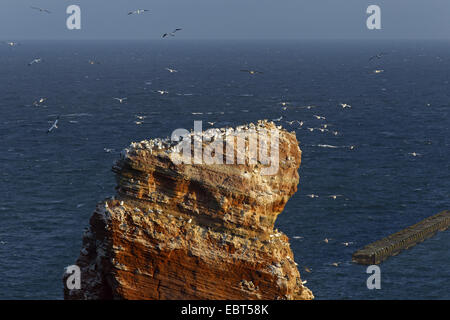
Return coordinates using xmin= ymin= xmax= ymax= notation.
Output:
xmin=64 ymin=120 xmax=313 ymax=300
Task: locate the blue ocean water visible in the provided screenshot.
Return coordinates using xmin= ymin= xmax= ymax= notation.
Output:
xmin=0 ymin=40 xmax=448 ymax=299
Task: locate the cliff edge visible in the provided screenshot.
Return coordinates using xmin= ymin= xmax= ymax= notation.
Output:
xmin=64 ymin=120 xmax=313 ymax=300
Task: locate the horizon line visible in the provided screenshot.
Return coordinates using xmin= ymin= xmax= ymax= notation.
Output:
xmin=2 ymin=37 xmax=450 ymax=41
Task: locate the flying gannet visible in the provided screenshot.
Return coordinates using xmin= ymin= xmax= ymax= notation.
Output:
xmin=128 ymin=9 xmax=150 ymax=15
xmin=47 ymin=117 xmax=59 ymax=133
xmin=409 ymin=152 xmax=421 ymax=157
xmin=113 ymin=97 xmax=127 ymax=103
xmin=33 ymin=97 xmax=47 ymax=106
xmin=240 ymin=69 xmax=263 ymax=75
xmin=165 ymin=68 xmax=178 ymax=73
xmin=369 ymin=52 xmax=387 ymax=61
xmin=3 ymin=41 xmax=19 ymax=47
xmin=31 ymin=6 xmax=51 ymax=14
xmin=162 ymin=28 xmax=182 ymax=38
xmin=331 ymin=262 xmax=341 ymax=267
xmin=272 ymin=116 xmax=283 ymax=122
xmin=28 ymin=58 xmax=42 ymax=66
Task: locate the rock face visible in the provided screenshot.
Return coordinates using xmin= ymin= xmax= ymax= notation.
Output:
xmin=64 ymin=120 xmax=313 ymax=300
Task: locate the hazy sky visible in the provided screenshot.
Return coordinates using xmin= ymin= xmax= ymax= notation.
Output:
xmin=1 ymin=0 xmax=449 ymax=40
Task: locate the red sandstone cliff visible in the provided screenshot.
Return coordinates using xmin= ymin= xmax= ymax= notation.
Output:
xmin=64 ymin=120 xmax=313 ymax=300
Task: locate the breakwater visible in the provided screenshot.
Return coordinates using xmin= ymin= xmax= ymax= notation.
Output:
xmin=353 ymin=210 xmax=450 ymax=265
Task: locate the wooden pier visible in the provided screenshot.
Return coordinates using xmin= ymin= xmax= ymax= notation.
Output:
xmin=352 ymin=210 xmax=450 ymax=265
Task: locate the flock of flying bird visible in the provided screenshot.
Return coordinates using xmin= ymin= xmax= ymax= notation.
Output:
xmin=6 ymin=7 xmax=397 ymax=160
xmin=27 ymin=6 xmax=183 ymax=39
xmin=4 ymin=5 xmax=422 ymax=271
xmin=6 ymin=6 xmax=185 ymax=131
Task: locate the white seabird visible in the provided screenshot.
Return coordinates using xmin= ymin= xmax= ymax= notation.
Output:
xmin=331 ymin=262 xmax=341 ymax=267
xmin=113 ymin=97 xmax=127 ymax=103
xmin=369 ymin=52 xmax=387 ymax=61
xmin=409 ymin=152 xmax=421 ymax=157
xmin=128 ymin=9 xmax=150 ymax=15
xmin=31 ymin=6 xmax=51 ymax=14
xmin=47 ymin=117 xmax=59 ymax=133
xmin=33 ymin=97 xmax=47 ymax=106
xmin=272 ymin=116 xmax=283 ymax=122
xmin=162 ymin=28 xmax=182 ymax=38
xmin=3 ymin=41 xmax=19 ymax=47
xmin=240 ymin=69 xmax=263 ymax=75
xmin=28 ymin=58 xmax=42 ymax=66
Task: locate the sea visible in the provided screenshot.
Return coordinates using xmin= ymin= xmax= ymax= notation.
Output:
xmin=0 ymin=40 xmax=448 ymax=299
